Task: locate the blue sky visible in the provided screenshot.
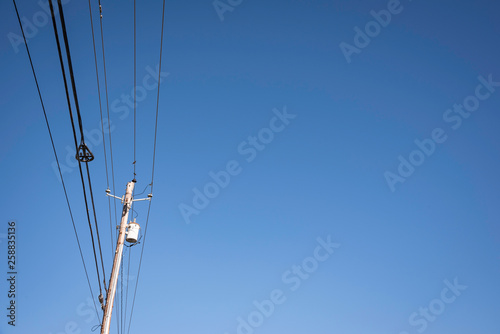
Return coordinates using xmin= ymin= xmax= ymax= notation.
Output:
xmin=1 ymin=0 xmax=499 ymax=333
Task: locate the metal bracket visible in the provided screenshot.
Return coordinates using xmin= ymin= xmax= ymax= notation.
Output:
xmin=106 ymin=189 xmax=124 ymax=202
xmin=132 ymin=197 xmax=151 ymax=202
xmin=106 ymin=189 xmax=152 ymax=203
xmin=132 ymin=193 xmax=152 ymax=202
xmin=76 ymin=143 xmax=94 ymax=162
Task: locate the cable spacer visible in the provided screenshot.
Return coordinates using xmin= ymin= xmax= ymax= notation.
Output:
xmin=76 ymin=143 xmax=94 ymax=162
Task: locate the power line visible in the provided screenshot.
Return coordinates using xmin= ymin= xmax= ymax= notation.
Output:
xmin=100 ymin=0 xmax=119 ymax=260
xmin=48 ymin=0 xmax=103 ymax=295
xmin=126 ymin=200 xmax=151 ymax=334
xmin=127 ymin=0 xmax=166 ymax=331
xmin=85 ymin=161 xmax=108 ymax=293
xmin=85 ymin=4 xmax=123 ymax=327
xmin=133 ymin=0 xmax=137 ymax=181
xmin=12 ymin=0 xmax=100 ymax=323
xmin=56 ymin=0 xmax=86 ymax=145
xmin=115 ymin=284 xmax=121 ymax=334
xmin=125 ymin=2 xmax=138 ymax=330
xmin=120 ymin=253 xmax=124 ymax=334
xmin=49 ymin=0 xmax=107 ymax=302
xmin=48 ymin=0 xmax=79 ymax=150
xmin=55 ymin=0 xmax=109 ymax=296
xmin=96 ymin=0 xmax=120 ymax=263
xmin=124 ymin=244 xmax=132 ymax=332
xmin=87 ymin=0 xmax=115 ymax=262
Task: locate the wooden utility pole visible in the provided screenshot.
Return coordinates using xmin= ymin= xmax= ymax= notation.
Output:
xmin=101 ymin=181 xmax=135 ymax=334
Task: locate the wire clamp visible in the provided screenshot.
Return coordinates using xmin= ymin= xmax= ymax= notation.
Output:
xmin=76 ymin=143 xmax=94 ymax=162
xmin=98 ymin=293 xmax=104 ymax=310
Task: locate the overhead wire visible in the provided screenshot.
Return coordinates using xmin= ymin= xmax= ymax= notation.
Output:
xmin=48 ymin=0 xmax=104 ymax=297
xmin=127 ymin=0 xmax=166 ymax=331
xmin=123 ymin=1 xmax=138 ymax=331
xmin=133 ymin=0 xmax=137 ymax=181
xmin=95 ymin=3 xmax=122 ymax=329
xmin=120 ymin=253 xmax=125 ymax=334
xmin=97 ymin=0 xmax=120 ymax=252
xmin=121 ymin=236 xmax=126 ymax=332
xmin=49 ymin=0 xmax=108 ymax=304
xmin=56 ymin=0 xmax=109 ymax=296
xmin=12 ymin=0 xmax=101 ymax=323
xmin=21 ymin=0 xmax=166 ymax=329
xmin=125 ymin=243 xmax=132 ymax=331
xmin=87 ymin=0 xmax=115 ymax=262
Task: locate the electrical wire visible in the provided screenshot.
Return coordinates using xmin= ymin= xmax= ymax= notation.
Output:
xmin=120 ymin=252 xmax=124 ymax=334
xmin=125 ymin=2 xmax=138 ymax=330
xmin=97 ymin=0 xmax=120 ymax=252
xmin=49 ymin=0 xmax=108 ymax=303
xmin=12 ymin=0 xmax=101 ymax=323
xmin=135 ymin=183 xmax=152 ymax=197
xmin=87 ymin=0 xmax=115 ymax=263
xmin=56 ymin=0 xmax=108 ymax=295
xmin=124 ymin=244 xmax=132 ymax=330
xmin=56 ymin=0 xmax=86 ymax=145
xmin=115 ymin=284 xmax=120 ymax=334
xmin=48 ymin=0 xmax=104 ymax=297
xmin=127 ymin=0 xmax=166 ymax=331
xmin=85 ymin=161 xmax=108 ymax=294
xmin=97 ymin=0 xmax=123 ymax=318
xmin=133 ymin=0 xmax=137 ymax=181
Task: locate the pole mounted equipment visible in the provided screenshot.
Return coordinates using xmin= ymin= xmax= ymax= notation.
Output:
xmin=101 ymin=182 xmax=152 ymax=334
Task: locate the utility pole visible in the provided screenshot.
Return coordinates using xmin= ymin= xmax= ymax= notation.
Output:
xmin=100 ymin=180 xmax=135 ymax=334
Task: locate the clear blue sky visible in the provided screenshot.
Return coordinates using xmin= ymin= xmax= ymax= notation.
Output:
xmin=1 ymin=0 xmax=499 ymax=333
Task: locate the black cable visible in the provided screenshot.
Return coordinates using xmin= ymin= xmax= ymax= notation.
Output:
xmin=86 ymin=0 xmax=111 ymax=296
xmin=124 ymin=243 xmax=132 ymax=330
xmin=85 ymin=162 xmax=108 ymax=293
xmin=48 ymin=0 xmax=78 ymax=150
xmin=87 ymin=0 xmax=114 ymax=262
xmin=126 ymin=200 xmax=151 ymax=334
xmin=91 ymin=324 xmax=102 ymax=332
xmin=120 ymin=252 xmax=124 ymax=334
xmin=49 ymin=0 xmax=104 ymax=299
xmin=115 ymin=284 xmax=120 ymax=334
xmin=123 ymin=205 xmax=133 ymax=332
xmin=56 ymin=0 xmax=108 ymax=294
xmin=128 ymin=3 xmax=138 ymax=328
xmin=133 ymin=0 xmax=137 ymax=181
xmin=87 ymin=0 xmax=108 ymax=186
xmin=135 ymin=183 xmax=152 ymax=197
xmin=56 ymin=0 xmax=85 ymax=143
xmin=124 ymin=6 xmax=139 ymax=325
xmin=97 ymin=0 xmax=120 ymax=253
xmin=149 ymin=0 xmax=166 ymax=190
xmin=13 ymin=0 xmax=101 ymax=323
xmin=127 ymin=0 xmax=166 ymax=331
